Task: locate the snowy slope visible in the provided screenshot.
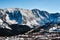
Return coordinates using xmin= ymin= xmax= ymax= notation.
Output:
xmin=0 ymin=8 xmax=60 ymax=30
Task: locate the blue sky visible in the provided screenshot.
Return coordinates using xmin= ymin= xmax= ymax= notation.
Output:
xmin=0 ymin=0 xmax=60 ymax=13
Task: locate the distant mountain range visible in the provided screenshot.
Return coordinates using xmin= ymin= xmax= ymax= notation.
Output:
xmin=0 ymin=8 xmax=60 ymax=36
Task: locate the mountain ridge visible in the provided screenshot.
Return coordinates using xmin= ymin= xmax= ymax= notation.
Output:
xmin=0 ymin=8 xmax=60 ymax=28
xmin=0 ymin=8 xmax=60 ymax=36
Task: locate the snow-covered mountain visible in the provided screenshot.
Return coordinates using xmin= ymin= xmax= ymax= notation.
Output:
xmin=0 ymin=8 xmax=39 ymax=28
xmin=0 ymin=8 xmax=60 ymax=36
xmin=0 ymin=8 xmax=60 ymax=29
